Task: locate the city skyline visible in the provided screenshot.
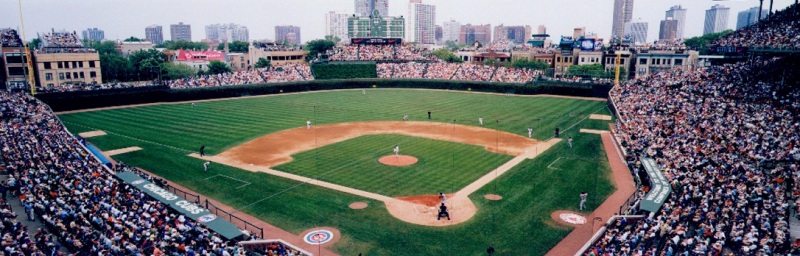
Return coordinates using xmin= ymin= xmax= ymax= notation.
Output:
xmin=1 ymin=0 xmax=793 ymax=44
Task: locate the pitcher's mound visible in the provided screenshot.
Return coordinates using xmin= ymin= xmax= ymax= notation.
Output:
xmin=378 ymin=155 xmax=418 ymax=166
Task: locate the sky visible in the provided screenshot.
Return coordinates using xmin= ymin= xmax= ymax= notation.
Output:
xmin=0 ymin=0 xmax=793 ymax=44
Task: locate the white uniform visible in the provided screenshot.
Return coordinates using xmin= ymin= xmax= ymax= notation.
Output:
xmin=394 ymin=145 xmax=399 ymax=156
xmin=580 ymin=192 xmax=588 ymax=210
xmin=568 ymin=137 xmax=574 ymax=148
xmin=479 ymin=117 xmax=483 ymax=125
xmin=527 ymin=127 xmax=533 ymax=138
xmin=203 ymin=161 xmax=210 ymax=172
xmin=306 ymin=120 xmax=311 ymax=129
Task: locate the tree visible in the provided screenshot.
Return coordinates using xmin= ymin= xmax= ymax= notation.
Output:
xmin=254 ymin=58 xmax=271 ymax=69
xmin=123 ymin=36 xmax=143 ymax=42
xmin=324 ymin=35 xmax=341 ymax=45
xmin=444 ymin=40 xmax=467 ymax=51
xmin=304 ymin=38 xmax=336 ymax=61
xmin=483 ymin=58 xmax=500 ymax=67
xmin=161 ymin=62 xmax=195 ymax=80
xmin=91 ymin=41 xmax=120 ymax=55
xmin=99 ymin=53 xmax=133 ymax=82
xmin=431 ymin=48 xmax=463 ymax=63
xmin=207 ymin=60 xmax=231 ymax=75
xmin=157 ymin=40 xmax=210 ymax=50
xmin=216 ymin=41 xmax=249 ymax=53
xmin=128 ymin=49 xmax=166 ymax=80
xmin=28 ymin=38 xmax=41 ymax=49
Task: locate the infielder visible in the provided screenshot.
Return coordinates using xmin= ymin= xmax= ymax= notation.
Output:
xmin=579 ymin=192 xmax=588 ymax=210
xmin=528 ymin=127 xmax=533 ymax=139
xmin=479 ymin=117 xmax=483 ymax=125
xmin=393 ymin=144 xmax=399 ymax=157
xmin=306 ymin=120 xmax=311 ymax=129
xmin=203 ymin=161 xmax=211 ymax=172
xmin=568 ymin=136 xmax=574 ymax=148
xmin=403 ymin=114 xmax=409 ymax=121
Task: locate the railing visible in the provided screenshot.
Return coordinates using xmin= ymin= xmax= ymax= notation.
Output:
xmin=163 ymin=183 xmax=201 ymax=204
xmin=205 ymin=199 xmax=265 ymax=239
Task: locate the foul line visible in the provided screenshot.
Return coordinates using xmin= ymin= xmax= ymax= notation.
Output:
xmin=63 ymin=121 xmax=194 ymax=153
xmin=204 ymin=174 xmax=252 ymax=189
xmin=547 ymin=156 xmax=563 ymax=170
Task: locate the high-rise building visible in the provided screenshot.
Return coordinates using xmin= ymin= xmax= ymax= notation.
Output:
xmin=573 ymin=27 xmax=586 ymax=39
xmin=325 ymin=11 xmax=350 ymax=43
xmin=435 ymin=25 xmax=443 ymax=43
xmin=170 ymin=22 xmax=192 ymax=42
xmin=355 ymin=0 xmax=389 ymax=17
xmin=205 ymin=24 xmax=249 ymax=42
xmin=665 ymin=5 xmax=687 ymax=39
xmin=459 ymin=24 xmax=491 ymax=45
xmin=144 ymin=25 xmax=164 ymax=44
xmin=406 ymin=0 xmax=436 ymax=44
xmin=611 ymin=0 xmax=635 ymax=39
xmin=442 ymin=20 xmax=461 ymax=43
xmin=659 ymin=18 xmax=679 ymax=40
xmin=624 ymin=19 xmax=648 ymax=44
xmin=275 ymin=26 xmax=302 ymax=45
xmin=81 ymin=28 xmax=105 ymax=42
xmin=736 ymin=7 xmax=767 ymax=29
xmin=537 ymin=25 xmax=546 ymax=35
xmin=704 ymin=4 xmax=730 ymax=35
xmin=493 ymin=25 xmax=528 ymax=44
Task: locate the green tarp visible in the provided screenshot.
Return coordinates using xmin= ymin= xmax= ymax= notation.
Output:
xmin=639 ymin=157 xmax=671 ymax=212
xmin=116 ymin=171 xmax=244 ymax=240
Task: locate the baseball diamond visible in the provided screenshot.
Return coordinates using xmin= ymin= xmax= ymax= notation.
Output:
xmin=58 ymin=89 xmax=616 ymax=255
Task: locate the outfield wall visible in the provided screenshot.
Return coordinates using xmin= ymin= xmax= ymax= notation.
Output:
xmin=37 ymin=79 xmax=612 ymax=112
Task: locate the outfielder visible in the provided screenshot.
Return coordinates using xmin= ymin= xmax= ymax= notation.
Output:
xmin=528 ymin=127 xmax=533 ymax=139
xmin=580 ymin=192 xmax=588 ymax=210
xmin=568 ymin=136 xmax=574 ymax=148
xmin=306 ymin=120 xmax=311 ymax=129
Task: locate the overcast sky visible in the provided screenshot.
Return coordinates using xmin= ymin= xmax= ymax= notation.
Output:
xmin=1 ymin=0 xmax=792 ymax=44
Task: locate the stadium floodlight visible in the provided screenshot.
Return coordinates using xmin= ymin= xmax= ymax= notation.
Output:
xmin=712 ymin=0 xmax=780 ymax=20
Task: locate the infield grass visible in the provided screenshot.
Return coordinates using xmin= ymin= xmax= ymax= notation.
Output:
xmin=274 ymin=134 xmax=514 ymax=196
xmin=58 ymin=89 xmax=616 ymax=255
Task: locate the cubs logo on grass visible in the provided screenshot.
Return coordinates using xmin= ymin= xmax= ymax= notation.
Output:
xmin=559 ymin=213 xmax=586 ymax=225
xmin=303 ymin=230 xmax=334 ymax=245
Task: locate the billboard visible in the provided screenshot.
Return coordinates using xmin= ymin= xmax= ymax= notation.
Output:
xmin=579 ymin=38 xmax=595 ymax=51
xmin=594 ymin=39 xmax=604 ymax=51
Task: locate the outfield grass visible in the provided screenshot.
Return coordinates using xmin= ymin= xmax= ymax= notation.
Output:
xmin=274 ymin=134 xmax=514 ymax=196
xmin=58 ymin=89 xmax=615 ymax=255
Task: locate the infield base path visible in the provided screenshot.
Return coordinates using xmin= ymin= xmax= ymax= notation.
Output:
xmin=195 ymin=121 xmax=561 ymax=227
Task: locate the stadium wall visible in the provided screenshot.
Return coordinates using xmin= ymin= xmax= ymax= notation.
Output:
xmin=37 ymin=79 xmax=612 ymax=111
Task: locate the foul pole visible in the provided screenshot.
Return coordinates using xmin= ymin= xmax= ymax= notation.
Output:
xmin=18 ymin=0 xmax=37 ymax=95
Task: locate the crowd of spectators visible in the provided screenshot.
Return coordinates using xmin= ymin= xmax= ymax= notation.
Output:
xmin=327 ymin=44 xmax=431 ymax=61
xmin=713 ymin=4 xmax=799 ymax=49
xmin=38 ymin=81 xmax=162 ymax=93
xmin=40 ymin=31 xmax=83 ymax=48
xmin=0 ymin=91 xmax=313 ymax=255
xmin=1 ymin=28 xmax=23 ymax=47
xmin=377 ymin=62 xmax=425 ymax=79
xmin=167 ymin=64 xmax=312 ymax=89
xmin=589 ymin=56 xmax=800 ymax=255
xmin=377 ymin=62 xmax=541 ymax=83
xmin=253 ymin=42 xmax=302 ymax=52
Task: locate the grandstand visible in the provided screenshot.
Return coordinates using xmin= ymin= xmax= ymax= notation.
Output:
xmin=584 ymin=3 xmax=800 ymax=255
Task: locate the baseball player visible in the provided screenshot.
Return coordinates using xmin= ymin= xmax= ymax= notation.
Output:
xmin=438 ymin=203 xmax=450 ymax=220
xmin=439 ymin=192 xmax=447 ymax=205
xmin=403 ymin=114 xmax=409 ymax=121
xmin=191 ymin=102 xmax=196 ymax=107
xmin=568 ymin=137 xmax=574 ymax=148
xmin=393 ymin=144 xmax=399 ymax=157
xmin=479 ymin=117 xmax=483 ymax=125
xmin=199 ymin=145 xmax=205 ymax=157
xmin=579 ymin=192 xmax=588 ymax=210
xmin=203 ymin=161 xmax=211 ymax=172
xmin=306 ymin=120 xmax=311 ymax=129
xmin=528 ymin=127 xmax=533 ymax=139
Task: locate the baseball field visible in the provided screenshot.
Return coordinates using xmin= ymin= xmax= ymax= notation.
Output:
xmin=58 ymin=89 xmax=616 ymax=255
